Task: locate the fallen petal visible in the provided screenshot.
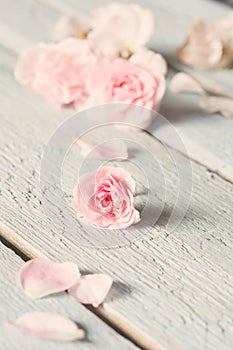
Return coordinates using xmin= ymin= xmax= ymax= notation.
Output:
xmin=170 ymin=72 xmax=204 ymax=94
xmin=68 ymin=274 xmax=113 ymax=307
xmin=77 ymin=139 xmax=128 ymax=160
xmin=19 ymin=258 xmax=81 ymax=299
xmin=5 ymin=312 xmax=85 ymax=341
xmin=200 ymin=96 xmax=233 ymax=118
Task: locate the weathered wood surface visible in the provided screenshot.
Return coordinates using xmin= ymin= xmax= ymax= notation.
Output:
xmin=0 ymin=43 xmax=233 ymax=350
xmin=0 ymin=0 xmax=233 ymax=350
xmin=0 ymin=0 xmax=232 ymax=184
xmin=0 ymin=242 xmax=139 ymax=350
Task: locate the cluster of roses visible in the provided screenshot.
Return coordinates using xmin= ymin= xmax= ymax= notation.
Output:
xmin=15 ymin=3 xmax=167 ymax=112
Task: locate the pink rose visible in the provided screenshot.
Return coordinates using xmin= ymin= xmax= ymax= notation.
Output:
xmin=73 ymin=166 xmax=140 ymax=229
xmin=177 ymin=14 xmax=233 ymax=70
xmin=130 ymin=49 xmax=167 ymax=76
xmin=15 ymin=38 xmax=97 ymax=105
xmin=89 ymin=3 xmax=155 ymax=58
xmin=177 ymin=20 xmax=223 ymax=70
xmin=52 ymin=13 xmax=91 ymax=40
xmin=87 ymin=58 xmax=166 ymax=111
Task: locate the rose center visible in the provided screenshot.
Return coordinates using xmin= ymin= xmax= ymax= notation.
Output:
xmin=101 ymin=194 xmax=112 ymax=208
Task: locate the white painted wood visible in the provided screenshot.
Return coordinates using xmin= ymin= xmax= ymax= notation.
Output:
xmin=0 ymin=0 xmax=232 ymax=184
xmin=0 ymin=1 xmax=233 ymax=349
xmin=0 ymin=44 xmax=233 ymax=350
xmin=0 ymin=242 xmax=140 ymax=350
xmin=157 ymin=70 xmax=233 ymax=183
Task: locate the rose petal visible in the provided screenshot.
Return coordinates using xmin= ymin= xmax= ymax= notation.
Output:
xmin=170 ymin=72 xmax=204 ymax=94
xmin=89 ymin=3 xmax=155 ymax=58
xmin=14 ymin=38 xmax=97 ymax=106
xmin=130 ymin=49 xmax=167 ymax=76
xmin=52 ymin=13 xmax=91 ymax=40
xmin=77 ymin=139 xmax=128 ymax=160
xmin=200 ymin=96 xmax=233 ymax=118
xmin=85 ymin=58 xmax=166 ymax=119
xmin=19 ymin=258 xmax=81 ymax=299
xmin=68 ymin=274 xmax=113 ymax=307
xmin=5 ymin=312 xmax=85 ymax=341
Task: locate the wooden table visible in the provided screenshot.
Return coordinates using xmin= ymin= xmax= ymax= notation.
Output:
xmin=0 ymin=0 xmax=232 ymax=349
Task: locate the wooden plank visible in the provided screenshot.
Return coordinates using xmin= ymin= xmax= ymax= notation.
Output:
xmin=40 ymin=0 xmax=233 ymax=181
xmin=0 ymin=1 xmax=233 ymax=349
xmin=0 ymin=0 xmax=232 ymax=184
xmin=0 ymin=44 xmax=233 ymax=350
xmin=158 ymin=70 xmax=233 ymax=183
xmin=0 ymin=242 xmax=140 ymax=350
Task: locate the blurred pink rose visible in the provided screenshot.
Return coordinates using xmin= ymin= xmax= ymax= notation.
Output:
xmin=52 ymin=13 xmax=91 ymax=40
xmin=177 ymin=13 xmax=233 ymax=70
xmin=89 ymin=3 xmax=155 ymax=58
xmin=73 ymin=166 xmax=140 ymax=229
xmin=130 ymin=49 xmax=167 ymax=76
xmin=15 ymin=38 xmax=97 ymax=105
xmin=177 ymin=20 xmax=223 ymax=70
xmin=87 ymin=58 xmax=166 ymax=111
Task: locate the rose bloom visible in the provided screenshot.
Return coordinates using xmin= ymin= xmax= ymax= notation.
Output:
xmin=52 ymin=13 xmax=91 ymax=40
xmin=129 ymin=49 xmax=167 ymax=76
xmin=87 ymin=58 xmax=166 ymax=111
xmin=73 ymin=166 xmax=140 ymax=229
xmin=177 ymin=13 xmax=233 ymax=70
xmin=15 ymin=38 xmax=97 ymax=105
xmin=89 ymin=3 xmax=155 ymax=58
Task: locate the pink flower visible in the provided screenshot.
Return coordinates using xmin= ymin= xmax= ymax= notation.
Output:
xmin=73 ymin=166 xmax=140 ymax=229
xmin=89 ymin=3 xmax=155 ymax=58
xmin=15 ymin=38 xmax=97 ymax=105
xmin=177 ymin=20 xmax=223 ymax=70
xmin=130 ymin=49 xmax=167 ymax=76
xmin=177 ymin=14 xmax=233 ymax=70
xmin=52 ymin=13 xmax=91 ymax=40
xmin=87 ymin=58 xmax=166 ymax=111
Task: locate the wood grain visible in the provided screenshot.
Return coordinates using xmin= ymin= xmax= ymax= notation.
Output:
xmin=0 ymin=242 xmax=139 ymax=350
xmin=0 ymin=1 xmax=232 ymax=349
xmin=0 ymin=0 xmax=232 ymax=183
xmin=0 ymin=44 xmax=233 ymax=349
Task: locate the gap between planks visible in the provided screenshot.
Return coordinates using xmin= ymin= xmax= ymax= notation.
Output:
xmin=0 ymin=227 xmax=159 ymax=350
